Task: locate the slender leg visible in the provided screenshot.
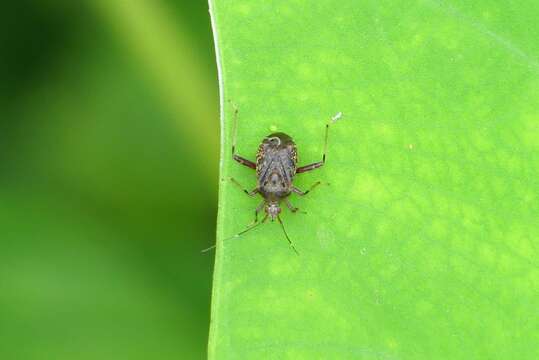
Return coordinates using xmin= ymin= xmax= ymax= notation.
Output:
xmin=292 ymin=181 xmax=322 ymax=196
xmin=234 ymin=213 xmax=269 ymax=239
xmin=285 ymin=199 xmax=299 ymax=212
xmin=296 ymin=124 xmax=328 ymax=173
xmin=230 ymin=102 xmax=256 ymax=169
xmin=285 ymin=199 xmax=306 ymax=214
xmin=201 ymin=214 xmax=269 ymax=253
xmin=297 ymin=112 xmax=341 ymax=173
xmin=229 ymin=177 xmax=258 ymax=197
xmin=250 ymin=201 xmax=265 ymax=224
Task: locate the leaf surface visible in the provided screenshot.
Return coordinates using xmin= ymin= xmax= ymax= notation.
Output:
xmin=209 ymin=1 xmax=539 ymax=358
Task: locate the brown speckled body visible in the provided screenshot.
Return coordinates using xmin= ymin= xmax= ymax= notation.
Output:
xmin=256 ymin=132 xmax=297 ymax=202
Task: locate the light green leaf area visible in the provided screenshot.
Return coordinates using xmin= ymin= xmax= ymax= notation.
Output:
xmin=209 ymin=0 xmax=539 ymax=358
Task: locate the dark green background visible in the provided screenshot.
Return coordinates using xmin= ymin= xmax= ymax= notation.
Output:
xmin=1 ymin=1 xmax=217 ymax=358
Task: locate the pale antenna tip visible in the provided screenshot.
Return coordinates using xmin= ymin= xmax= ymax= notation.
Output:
xmin=331 ymin=112 xmax=343 ymax=123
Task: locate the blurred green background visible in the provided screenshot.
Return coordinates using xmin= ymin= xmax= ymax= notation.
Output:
xmin=0 ymin=1 xmax=218 ymax=359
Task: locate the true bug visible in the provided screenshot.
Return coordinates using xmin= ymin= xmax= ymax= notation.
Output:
xmin=204 ymin=104 xmax=342 ymax=255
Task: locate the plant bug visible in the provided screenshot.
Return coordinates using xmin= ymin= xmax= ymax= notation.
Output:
xmin=203 ymin=104 xmax=342 ymax=255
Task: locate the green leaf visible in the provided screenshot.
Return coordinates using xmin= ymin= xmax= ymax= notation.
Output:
xmin=209 ymin=0 xmax=539 ymax=358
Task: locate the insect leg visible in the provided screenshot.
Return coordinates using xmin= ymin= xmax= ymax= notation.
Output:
xmin=285 ymin=199 xmax=299 ymax=212
xmin=201 ymin=214 xmax=269 ymax=253
xmin=229 ymin=177 xmax=258 ymax=197
xmin=250 ymin=201 xmax=265 ymax=224
xmin=234 ymin=155 xmax=256 ymax=169
xmin=297 ymin=112 xmax=341 ymax=174
xmin=296 ymin=124 xmax=328 ymax=173
xmin=285 ymin=199 xmax=306 ymax=214
xmin=230 ymin=102 xmax=256 ymax=169
xmin=235 ymin=213 xmax=269 ymax=238
xmin=292 ymin=181 xmax=322 ymax=196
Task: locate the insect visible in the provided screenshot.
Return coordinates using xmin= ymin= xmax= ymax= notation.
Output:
xmin=203 ymin=104 xmax=342 ymax=255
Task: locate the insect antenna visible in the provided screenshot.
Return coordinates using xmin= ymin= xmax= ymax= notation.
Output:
xmin=201 ymin=214 xmax=269 ymax=253
xmin=277 ymin=215 xmax=299 ymax=256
